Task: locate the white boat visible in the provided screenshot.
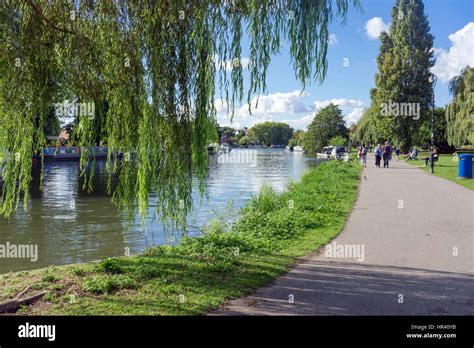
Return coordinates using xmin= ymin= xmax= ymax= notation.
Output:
xmin=219 ymin=144 xmax=232 ymax=153
xmin=293 ymin=146 xmax=304 ymax=152
xmin=317 ymin=146 xmax=333 ymax=159
xmin=317 ymin=146 xmax=347 ymax=160
xmin=207 ymin=143 xmax=218 ymax=154
xmin=316 ymin=152 xmax=330 ymax=159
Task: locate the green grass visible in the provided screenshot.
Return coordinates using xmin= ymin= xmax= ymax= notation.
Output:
xmin=0 ymin=161 xmax=361 ymax=315
xmin=405 ymin=154 xmax=474 ymax=190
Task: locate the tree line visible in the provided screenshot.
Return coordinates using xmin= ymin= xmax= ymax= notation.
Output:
xmin=216 ymin=102 xmax=349 ymax=152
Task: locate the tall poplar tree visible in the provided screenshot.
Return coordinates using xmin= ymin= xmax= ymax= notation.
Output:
xmin=371 ymin=0 xmax=434 ymax=152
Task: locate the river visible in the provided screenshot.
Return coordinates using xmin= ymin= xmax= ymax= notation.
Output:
xmin=0 ymin=148 xmax=320 ymax=274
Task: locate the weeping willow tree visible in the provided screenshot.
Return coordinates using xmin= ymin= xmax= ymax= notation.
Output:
xmin=354 ymin=107 xmax=377 ymax=145
xmin=0 ymin=0 xmax=360 ymax=229
xmin=446 ymin=66 xmax=474 ymax=148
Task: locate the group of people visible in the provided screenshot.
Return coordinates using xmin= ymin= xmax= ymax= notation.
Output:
xmin=357 ymin=142 xmax=400 ymax=168
xmin=357 ymin=143 xmax=439 ymax=169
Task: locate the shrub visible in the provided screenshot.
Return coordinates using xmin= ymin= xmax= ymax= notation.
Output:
xmin=42 ymin=270 xmax=57 ymax=283
xmin=72 ymin=268 xmax=85 ymax=277
xmin=144 ymin=246 xmax=173 ymax=257
xmin=81 ymin=275 xmax=136 ymax=294
xmin=133 ymin=261 xmax=162 ymax=280
xmin=329 ymin=135 xmax=347 ymax=146
xmin=246 ymin=184 xmax=281 ymax=214
xmin=98 ymin=258 xmax=123 ymax=274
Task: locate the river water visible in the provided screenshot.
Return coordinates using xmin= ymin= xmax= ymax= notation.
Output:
xmin=0 ymin=148 xmax=320 ymax=274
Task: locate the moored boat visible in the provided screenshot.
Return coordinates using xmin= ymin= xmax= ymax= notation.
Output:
xmin=218 ymin=143 xmax=232 ymax=154
xmin=207 ymin=143 xmax=218 ymax=154
xmin=34 ymin=146 xmax=108 ymax=161
xmin=317 ymin=146 xmax=347 ymax=160
xmin=317 ymin=146 xmax=333 ymax=159
xmin=316 ymin=152 xmax=330 ymax=159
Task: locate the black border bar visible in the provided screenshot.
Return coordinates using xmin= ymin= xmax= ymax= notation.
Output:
xmin=0 ymin=316 xmax=472 ymax=346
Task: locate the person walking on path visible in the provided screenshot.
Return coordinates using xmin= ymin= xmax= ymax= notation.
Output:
xmin=395 ymin=147 xmax=400 ymax=162
xmin=358 ymin=144 xmax=368 ymax=168
xmin=383 ymin=142 xmax=391 ymax=168
xmin=374 ymin=144 xmax=382 ymax=167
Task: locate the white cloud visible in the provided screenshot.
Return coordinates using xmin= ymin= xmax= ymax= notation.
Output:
xmin=365 ymin=17 xmax=389 ymax=40
xmin=214 ymin=55 xmax=251 ymax=71
xmin=281 ymin=114 xmax=314 ymax=130
xmin=432 ymin=22 xmax=474 ymax=83
xmin=215 ymin=100 xmax=230 ymax=115
xmin=311 ymin=99 xmax=365 ymax=126
xmin=328 ymin=33 xmax=338 ymax=46
xmin=346 ymin=107 xmax=366 ymax=124
xmin=237 ymin=58 xmax=251 ymax=70
xmin=222 ymin=90 xmax=310 ymax=118
xmin=245 ymin=90 xmax=310 ymax=115
xmin=216 ymin=93 xmax=365 ymax=129
xmin=312 ymin=98 xmax=364 ymax=110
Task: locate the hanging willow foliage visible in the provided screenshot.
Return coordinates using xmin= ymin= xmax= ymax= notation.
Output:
xmin=0 ymin=0 xmax=360 ymax=229
xmin=446 ymin=66 xmax=474 ymax=148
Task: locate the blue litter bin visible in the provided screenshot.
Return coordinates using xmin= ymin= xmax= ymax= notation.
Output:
xmin=458 ymin=154 xmax=474 ymax=178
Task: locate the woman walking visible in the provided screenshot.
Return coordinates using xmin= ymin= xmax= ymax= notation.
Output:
xmin=394 ymin=146 xmax=400 ymax=162
xmin=382 ymin=142 xmax=391 ymax=168
xmin=374 ymin=144 xmax=382 ymax=167
xmin=358 ymin=143 xmax=368 ymax=168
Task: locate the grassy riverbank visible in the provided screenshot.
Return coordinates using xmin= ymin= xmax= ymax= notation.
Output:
xmin=404 ymin=154 xmax=474 ymax=190
xmin=0 ymin=160 xmax=361 ymax=315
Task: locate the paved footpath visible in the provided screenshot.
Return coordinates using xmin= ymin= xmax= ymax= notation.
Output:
xmin=211 ymin=154 xmax=474 ymax=315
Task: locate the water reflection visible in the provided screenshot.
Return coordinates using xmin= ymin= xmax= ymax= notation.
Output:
xmin=0 ymin=149 xmax=319 ymax=273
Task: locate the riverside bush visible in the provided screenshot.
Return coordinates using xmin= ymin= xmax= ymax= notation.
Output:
xmin=98 ymin=258 xmax=124 ymax=274
xmin=82 ymin=275 xmax=137 ymax=294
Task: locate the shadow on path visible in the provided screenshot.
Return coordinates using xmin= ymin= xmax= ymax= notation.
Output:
xmin=213 ymin=261 xmax=474 ymax=316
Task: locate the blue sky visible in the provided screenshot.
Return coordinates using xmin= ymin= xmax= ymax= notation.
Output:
xmin=216 ymin=0 xmax=474 ymax=130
